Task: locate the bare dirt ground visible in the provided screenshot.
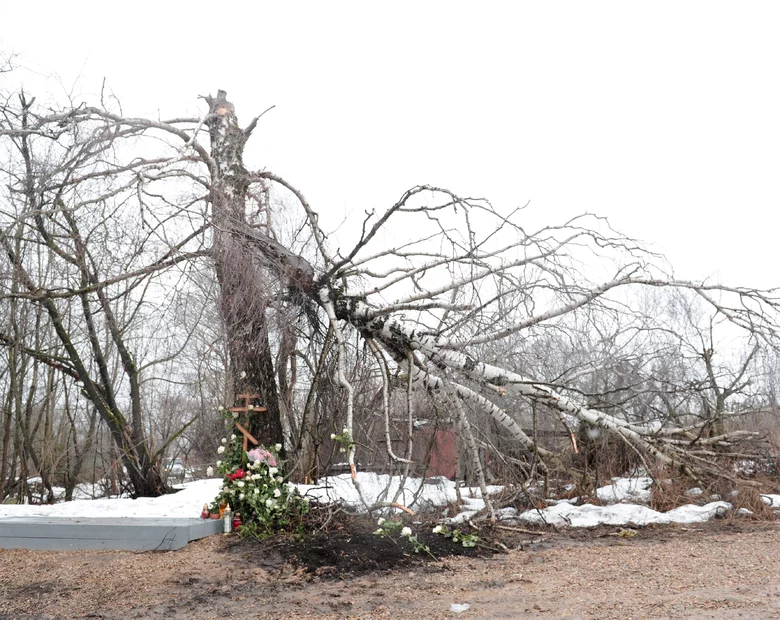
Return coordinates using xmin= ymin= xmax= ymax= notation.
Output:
xmin=1 ymin=519 xmax=779 ymax=619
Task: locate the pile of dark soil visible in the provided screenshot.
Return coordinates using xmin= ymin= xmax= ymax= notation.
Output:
xmin=230 ymin=507 xmax=499 ymax=577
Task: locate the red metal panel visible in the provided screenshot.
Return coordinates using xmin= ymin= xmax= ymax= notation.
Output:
xmin=424 ymin=428 xmax=457 ymax=478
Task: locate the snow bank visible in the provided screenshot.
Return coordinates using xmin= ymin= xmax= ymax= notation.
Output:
xmin=515 ymin=501 xmax=731 ymax=527
xmin=293 ymin=472 xmax=501 ymax=513
xmin=0 ymin=479 xmax=223 ymax=519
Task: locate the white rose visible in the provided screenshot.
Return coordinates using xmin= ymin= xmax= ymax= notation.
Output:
xmin=342 ymin=427 xmax=348 ymax=434
xmin=239 ymin=493 xmax=245 ymax=500
xmin=265 ymin=499 xmax=273 ymax=508
xmin=206 ymin=466 xmax=214 ymax=477
xmin=232 ymin=411 xmax=239 ymax=418
xmin=248 ymin=404 xmax=254 ymax=410
xmin=217 ymin=446 xmax=225 ymax=454
xmin=330 ymin=433 xmax=337 ymax=440
xmin=230 ymin=434 xmax=236 ymax=441
xmin=216 ymin=460 xmax=222 ymax=467
xmin=401 ymin=527 xmax=412 ymax=537
xmin=221 ymin=438 xmax=227 ymax=444
xmin=276 ymin=476 xmax=283 ymax=483
xmin=432 ymin=525 xmax=443 ymax=534
xmin=269 ymin=467 xmax=278 ymax=475
xmin=254 ymin=488 xmax=259 ymax=495
xmin=273 ymin=488 xmax=281 ymax=498
xmin=236 ymin=481 xmax=245 ymax=488
xmin=274 ymin=443 xmax=282 ymax=451
xmin=377 ymin=517 xmax=385 ymax=526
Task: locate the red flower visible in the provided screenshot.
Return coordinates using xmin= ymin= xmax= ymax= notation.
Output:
xmin=229 ymin=469 xmax=246 ymax=481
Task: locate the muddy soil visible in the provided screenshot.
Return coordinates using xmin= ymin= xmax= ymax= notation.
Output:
xmin=1 ymin=518 xmax=779 ymax=619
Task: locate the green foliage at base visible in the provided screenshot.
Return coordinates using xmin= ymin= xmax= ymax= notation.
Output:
xmin=373 ymin=518 xmax=435 ymax=558
xmin=432 ymin=524 xmax=480 ymax=548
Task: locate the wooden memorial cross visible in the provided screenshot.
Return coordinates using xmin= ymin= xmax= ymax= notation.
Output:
xmin=228 ymin=392 xmax=268 ymax=451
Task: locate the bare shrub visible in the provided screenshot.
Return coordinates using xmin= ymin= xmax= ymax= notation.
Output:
xmin=650 ymin=475 xmax=695 ymax=513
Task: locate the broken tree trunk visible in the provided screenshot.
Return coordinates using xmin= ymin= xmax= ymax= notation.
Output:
xmin=206 ymin=90 xmax=284 ymax=448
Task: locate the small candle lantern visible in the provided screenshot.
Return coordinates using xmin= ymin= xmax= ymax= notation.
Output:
xmin=222 ymin=503 xmax=233 ymax=533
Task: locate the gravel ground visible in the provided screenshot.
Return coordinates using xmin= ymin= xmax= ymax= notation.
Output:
xmin=1 ymin=521 xmax=779 ymax=619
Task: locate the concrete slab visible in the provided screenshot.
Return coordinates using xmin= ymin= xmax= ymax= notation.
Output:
xmin=0 ymin=516 xmax=224 ymax=551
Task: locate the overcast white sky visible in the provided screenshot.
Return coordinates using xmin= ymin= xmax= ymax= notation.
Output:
xmin=3 ymin=2 xmax=779 ymax=288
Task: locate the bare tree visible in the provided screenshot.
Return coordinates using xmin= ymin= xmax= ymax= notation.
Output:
xmin=0 ymin=91 xmax=208 ymax=496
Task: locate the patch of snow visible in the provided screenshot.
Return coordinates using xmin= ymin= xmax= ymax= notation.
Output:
xmin=735 ymin=460 xmax=756 ymax=475
xmin=585 ymin=427 xmax=602 ymax=440
xmin=461 ymin=496 xmax=486 ymax=512
xmin=761 ymin=494 xmax=780 ymax=507
xmin=685 ymin=487 xmax=704 ymax=497
xmin=449 ymin=510 xmax=479 ymax=524
xmin=596 ymin=477 xmax=653 ymax=503
xmin=664 ymin=502 xmax=731 ymax=523
xmin=71 ymin=483 xmax=113 ymax=501
xmin=545 ymin=497 xmax=578 ymax=506
xmin=20 ymin=479 xmax=124 ymax=502
xmin=496 ymin=507 xmax=518 ymax=519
